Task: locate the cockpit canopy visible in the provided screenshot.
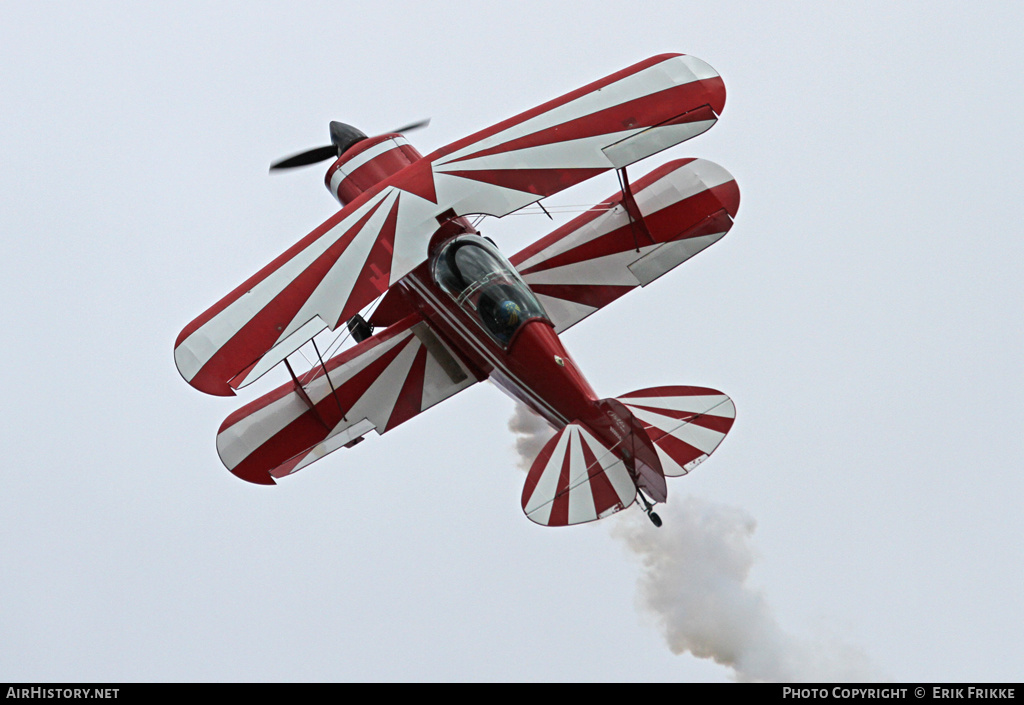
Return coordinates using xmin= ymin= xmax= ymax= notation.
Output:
xmin=433 ymin=236 xmax=550 ymax=347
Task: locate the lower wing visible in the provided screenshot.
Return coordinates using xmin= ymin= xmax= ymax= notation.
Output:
xmin=216 ymin=314 xmax=478 ymax=484
xmin=510 ymin=158 xmax=739 ymax=332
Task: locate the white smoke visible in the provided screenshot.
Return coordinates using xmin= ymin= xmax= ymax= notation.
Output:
xmin=508 ymin=403 xmax=878 ymax=682
xmin=612 ymin=497 xmax=879 ymax=682
xmin=507 ymin=402 xmax=556 ymax=472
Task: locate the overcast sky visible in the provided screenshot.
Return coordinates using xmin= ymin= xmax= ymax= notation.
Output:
xmin=2 ymin=1 xmax=1022 ymax=682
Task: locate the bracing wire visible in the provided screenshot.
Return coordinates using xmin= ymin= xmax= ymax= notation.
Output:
xmin=285 ymin=200 xmax=611 ymax=390
xmin=294 ymin=293 xmax=385 ymax=388
xmin=506 ymin=203 xmax=615 ymax=216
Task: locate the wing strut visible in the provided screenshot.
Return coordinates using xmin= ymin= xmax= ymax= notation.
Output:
xmin=284 ymin=358 xmax=330 ymax=431
xmin=311 ymin=339 xmax=347 ymax=422
xmin=283 ymin=339 xmax=348 ymax=430
xmin=616 ymin=167 xmax=655 ymax=253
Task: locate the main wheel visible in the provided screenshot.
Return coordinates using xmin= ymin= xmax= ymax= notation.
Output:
xmin=347 ymin=315 xmax=374 ymax=343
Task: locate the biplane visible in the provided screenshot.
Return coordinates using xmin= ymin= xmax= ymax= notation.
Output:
xmin=174 ymin=53 xmax=739 ymax=527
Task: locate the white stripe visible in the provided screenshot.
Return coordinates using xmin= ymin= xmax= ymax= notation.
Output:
xmin=522 ymin=246 xmax=653 ymax=287
xmin=390 ymin=190 xmax=442 ymax=284
xmin=583 ymin=430 xmax=637 ymax=508
xmin=286 ymin=418 xmax=377 ymax=476
xmin=303 ymin=328 xmax=415 ymax=405
xmin=602 ymin=120 xmax=716 ymax=169
xmin=636 ymin=159 xmax=732 ymax=213
xmin=672 ymin=158 xmax=734 ymax=195
xmin=280 ymin=189 xmax=400 ymax=339
xmin=524 ymin=430 xmax=571 ymax=523
xmin=628 ymin=231 xmax=727 ymax=287
xmin=405 ymin=276 xmax=569 ymax=425
xmin=627 ymin=406 xmax=727 ymax=456
xmin=622 ymin=394 xmax=734 ymax=416
xmin=566 ymin=429 xmax=597 ymax=524
xmin=231 ymin=315 xmax=328 ymax=390
xmin=329 ymin=137 xmax=411 ymax=194
xmin=531 ymin=294 xmax=597 ymax=334
xmin=217 ymin=392 xmax=309 ymax=471
xmin=341 ymin=335 xmax=421 ymax=431
xmin=436 ymin=56 xmax=705 ymax=167
xmin=680 ymin=54 xmax=720 ymax=81
xmin=436 ymin=131 xmax=634 ymax=173
xmin=514 ymin=206 xmax=629 ymax=272
xmin=340 ymin=137 xmax=410 ymax=176
xmin=175 ymin=188 xmax=393 ymax=381
xmin=653 ymin=444 xmax=687 ymax=478
xmin=432 ymin=170 xmax=543 ymax=219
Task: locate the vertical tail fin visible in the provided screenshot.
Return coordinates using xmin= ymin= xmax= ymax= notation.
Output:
xmin=596 ymin=397 xmax=667 ymax=502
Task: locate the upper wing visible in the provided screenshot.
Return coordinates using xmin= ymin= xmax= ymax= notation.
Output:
xmin=510 ymin=158 xmax=740 ymax=332
xmin=422 ymin=53 xmax=725 ymax=217
xmin=217 ymin=313 xmax=478 ymax=484
xmin=175 ymin=187 xmax=410 ymax=396
xmin=175 ymin=54 xmax=725 ymax=396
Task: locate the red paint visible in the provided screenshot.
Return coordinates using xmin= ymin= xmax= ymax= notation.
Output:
xmin=181 ymin=56 xmax=739 ymax=524
xmin=327 ymin=136 xmax=423 ymax=206
xmin=175 ymin=56 xmax=728 ymax=400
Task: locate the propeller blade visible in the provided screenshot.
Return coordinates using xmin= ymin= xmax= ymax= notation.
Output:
xmin=270 ymin=120 xmax=426 ymax=174
xmin=269 ymin=145 xmax=339 ymax=171
xmin=389 ymin=118 xmax=430 ymax=134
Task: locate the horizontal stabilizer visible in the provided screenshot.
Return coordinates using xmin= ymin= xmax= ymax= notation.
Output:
xmin=521 ymin=422 xmax=638 ymax=527
xmin=217 ymin=315 xmax=477 ymax=484
xmin=616 ymin=386 xmax=736 ymax=477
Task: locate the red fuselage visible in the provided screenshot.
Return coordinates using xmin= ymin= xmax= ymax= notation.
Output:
xmin=373 ymin=232 xmax=650 ymax=473
xmin=326 ymin=135 xmax=662 ymax=492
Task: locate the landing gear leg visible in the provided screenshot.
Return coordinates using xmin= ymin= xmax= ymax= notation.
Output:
xmin=636 ymin=490 xmax=662 ymax=528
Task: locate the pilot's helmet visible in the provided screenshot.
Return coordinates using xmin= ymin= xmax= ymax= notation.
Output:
xmin=498 ymin=300 xmax=521 ymax=327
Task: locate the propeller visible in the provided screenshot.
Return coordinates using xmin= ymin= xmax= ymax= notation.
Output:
xmin=388 ymin=118 xmax=431 ymax=134
xmin=270 ymin=119 xmax=430 ymax=172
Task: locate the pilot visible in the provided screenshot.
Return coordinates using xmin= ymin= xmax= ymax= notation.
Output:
xmin=481 ymin=293 xmax=523 ymax=344
xmin=498 ymin=300 xmax=521 ymax=328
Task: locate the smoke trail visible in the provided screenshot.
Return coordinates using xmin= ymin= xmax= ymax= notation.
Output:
xmin=507 ymin=403 xmax=877 ymax=682
xmin=507 ymin=402 xmax=555 ymax=472
xmin=612 ymin=497 xmax=879 ymax=682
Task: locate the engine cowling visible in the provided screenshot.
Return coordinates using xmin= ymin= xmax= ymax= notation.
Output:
xmin=324 ymin=134 xmax=423 ymax=206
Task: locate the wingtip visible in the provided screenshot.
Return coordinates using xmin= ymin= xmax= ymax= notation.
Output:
xmin=231 ymin=467 xmax=277 ymax=486
xmin=717 ymin=178 xmax=741 ymax=218
xmin=176 ymin=363 xmax=237 ymax=397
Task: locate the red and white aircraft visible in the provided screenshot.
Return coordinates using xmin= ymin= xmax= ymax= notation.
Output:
xmin=174 ymin=53 xmax=739 ymax=527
